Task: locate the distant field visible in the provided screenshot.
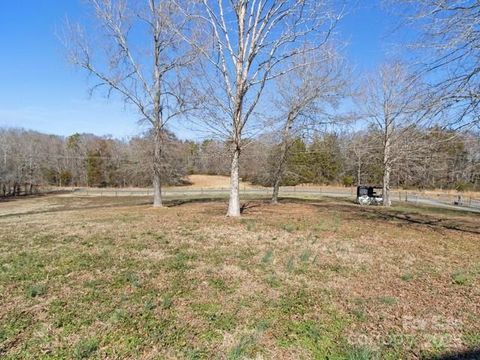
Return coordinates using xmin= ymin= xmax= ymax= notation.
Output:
xmin=0 ymin=195 xmax=479 ymax=359
xmin=180 ymin=175 xmax=255 ymax=189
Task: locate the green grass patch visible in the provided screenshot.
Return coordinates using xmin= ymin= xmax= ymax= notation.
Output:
xmin=452 ymin=270 xmax=470 ymax=285
xmin=26 ymin=283 xmax=47 ymax=298
xmin=261 ymin=249 xmax=274 ymax=265
xmin=74 ymin=338 xmax=99 ymax=359
xmin=378 ymin=296 xmax=397 ymax=306
xmin=346 ymin=345 xmax=380 ymax=360
xmin=281 ymin=223 xmax=297 ymax=233
xmin=192 ymin=303 xmax=237 ymax=331
xmin=400 ymin=273 xmax=414 ymax=282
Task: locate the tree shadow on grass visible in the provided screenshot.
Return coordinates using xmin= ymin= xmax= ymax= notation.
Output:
xmin=2 ymin=195 xmax=478 ymax=235
xmin=0 ymin=195 xmax=253 ymax=218
xmin=166 ymin=197 xmax=264 ymax=215
xmin=240 ymin=201 xmax=263 ymax=214
xmin=165 ymin=196 xmax=479 ymax=234
xmin=371 ymin=211 xmax=480 ymax=234
xmin=166 ymin=197 xmax=227 ymax=207
xmin=166 ymin=196 xmax=270 ymax=209
xmin=0 ymin=190 xmax=74 ymax=203
xmin=300 ymin=197 xmax=480 ymax=235
xmin=424 ymin=348 xmax=480 ymax=360
xmin=0 ymin=197 xmax=152 ymax=219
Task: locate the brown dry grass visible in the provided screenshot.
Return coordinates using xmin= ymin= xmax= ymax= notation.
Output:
xmin=0 ymin=195 xmax=478 ymax=359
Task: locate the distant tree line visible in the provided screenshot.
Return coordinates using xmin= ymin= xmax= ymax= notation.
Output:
xmin=0 ymin=128 xmax=188 ymax=196
xmin=241 ymin=128 xmax=480 ymax=191
xmin=3 ymin=125 xmax=477 ymax=197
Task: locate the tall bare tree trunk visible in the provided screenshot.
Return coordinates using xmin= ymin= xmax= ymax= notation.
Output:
xmin=383 ymin=163 xmax=391 ymax=206
xmin=272 ymin=115 xmax=294 ymax=204
xmin=383 ymin=124 xmax=392 ymax=207
xmin=357 ymin=159 xmax=362 ymax=186
xmin=227 ymin=146 xmax=241 ymax=217
xmin=153 ymin=126 xmax=163 ymax=208
xmin=227 ymin=68 xmax=244 ymax=217
xmin=152 ymin=12 xmax=163 ymax=209
xmin=271 ymin=170 xmax=283 ymax=204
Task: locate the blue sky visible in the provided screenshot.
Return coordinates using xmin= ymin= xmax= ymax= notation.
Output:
xmin=0 ymin=0 xmax=399 ymax=140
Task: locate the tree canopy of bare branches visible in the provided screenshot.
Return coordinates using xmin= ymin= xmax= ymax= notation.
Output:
xmin=396 ymin=0 xmax=480 ymax=129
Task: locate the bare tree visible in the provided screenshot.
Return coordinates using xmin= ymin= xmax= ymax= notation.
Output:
xmin=395 ymin=0 xmax=480 ymax=129
xmin=63 ymin=0 xmax=198 ymax=207
xmin=359 ymin=62 xmax=427 ymax=206
xmin=346 ymin=131 xmax=377 ymax=187
xmin=270 ymin=50 xmax=348 ymax=203
xmin=184 ymin=0 xmax=344 ymax=216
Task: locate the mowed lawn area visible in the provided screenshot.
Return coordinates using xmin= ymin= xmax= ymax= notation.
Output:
xmin=0 ymin=196 xmax=479 ymax=359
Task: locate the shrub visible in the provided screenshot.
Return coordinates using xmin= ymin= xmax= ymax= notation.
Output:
xmin=342 ymin=175 xmax=355 ymax=187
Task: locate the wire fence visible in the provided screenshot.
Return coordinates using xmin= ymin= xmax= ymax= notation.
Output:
xmin=71 ymin=186 xmax=355 ymax=197
xmin=70 ymin=186 xmax=480 ymax=212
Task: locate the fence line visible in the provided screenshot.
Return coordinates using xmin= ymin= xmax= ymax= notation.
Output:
xmin=73 ymin=187 xmax=480 ymax=211
xmin=2 ymin=185 xmax=479 ymax=211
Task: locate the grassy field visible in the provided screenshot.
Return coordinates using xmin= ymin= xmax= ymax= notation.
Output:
xmin=0 ymin=195 xmax=479 ymax=359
